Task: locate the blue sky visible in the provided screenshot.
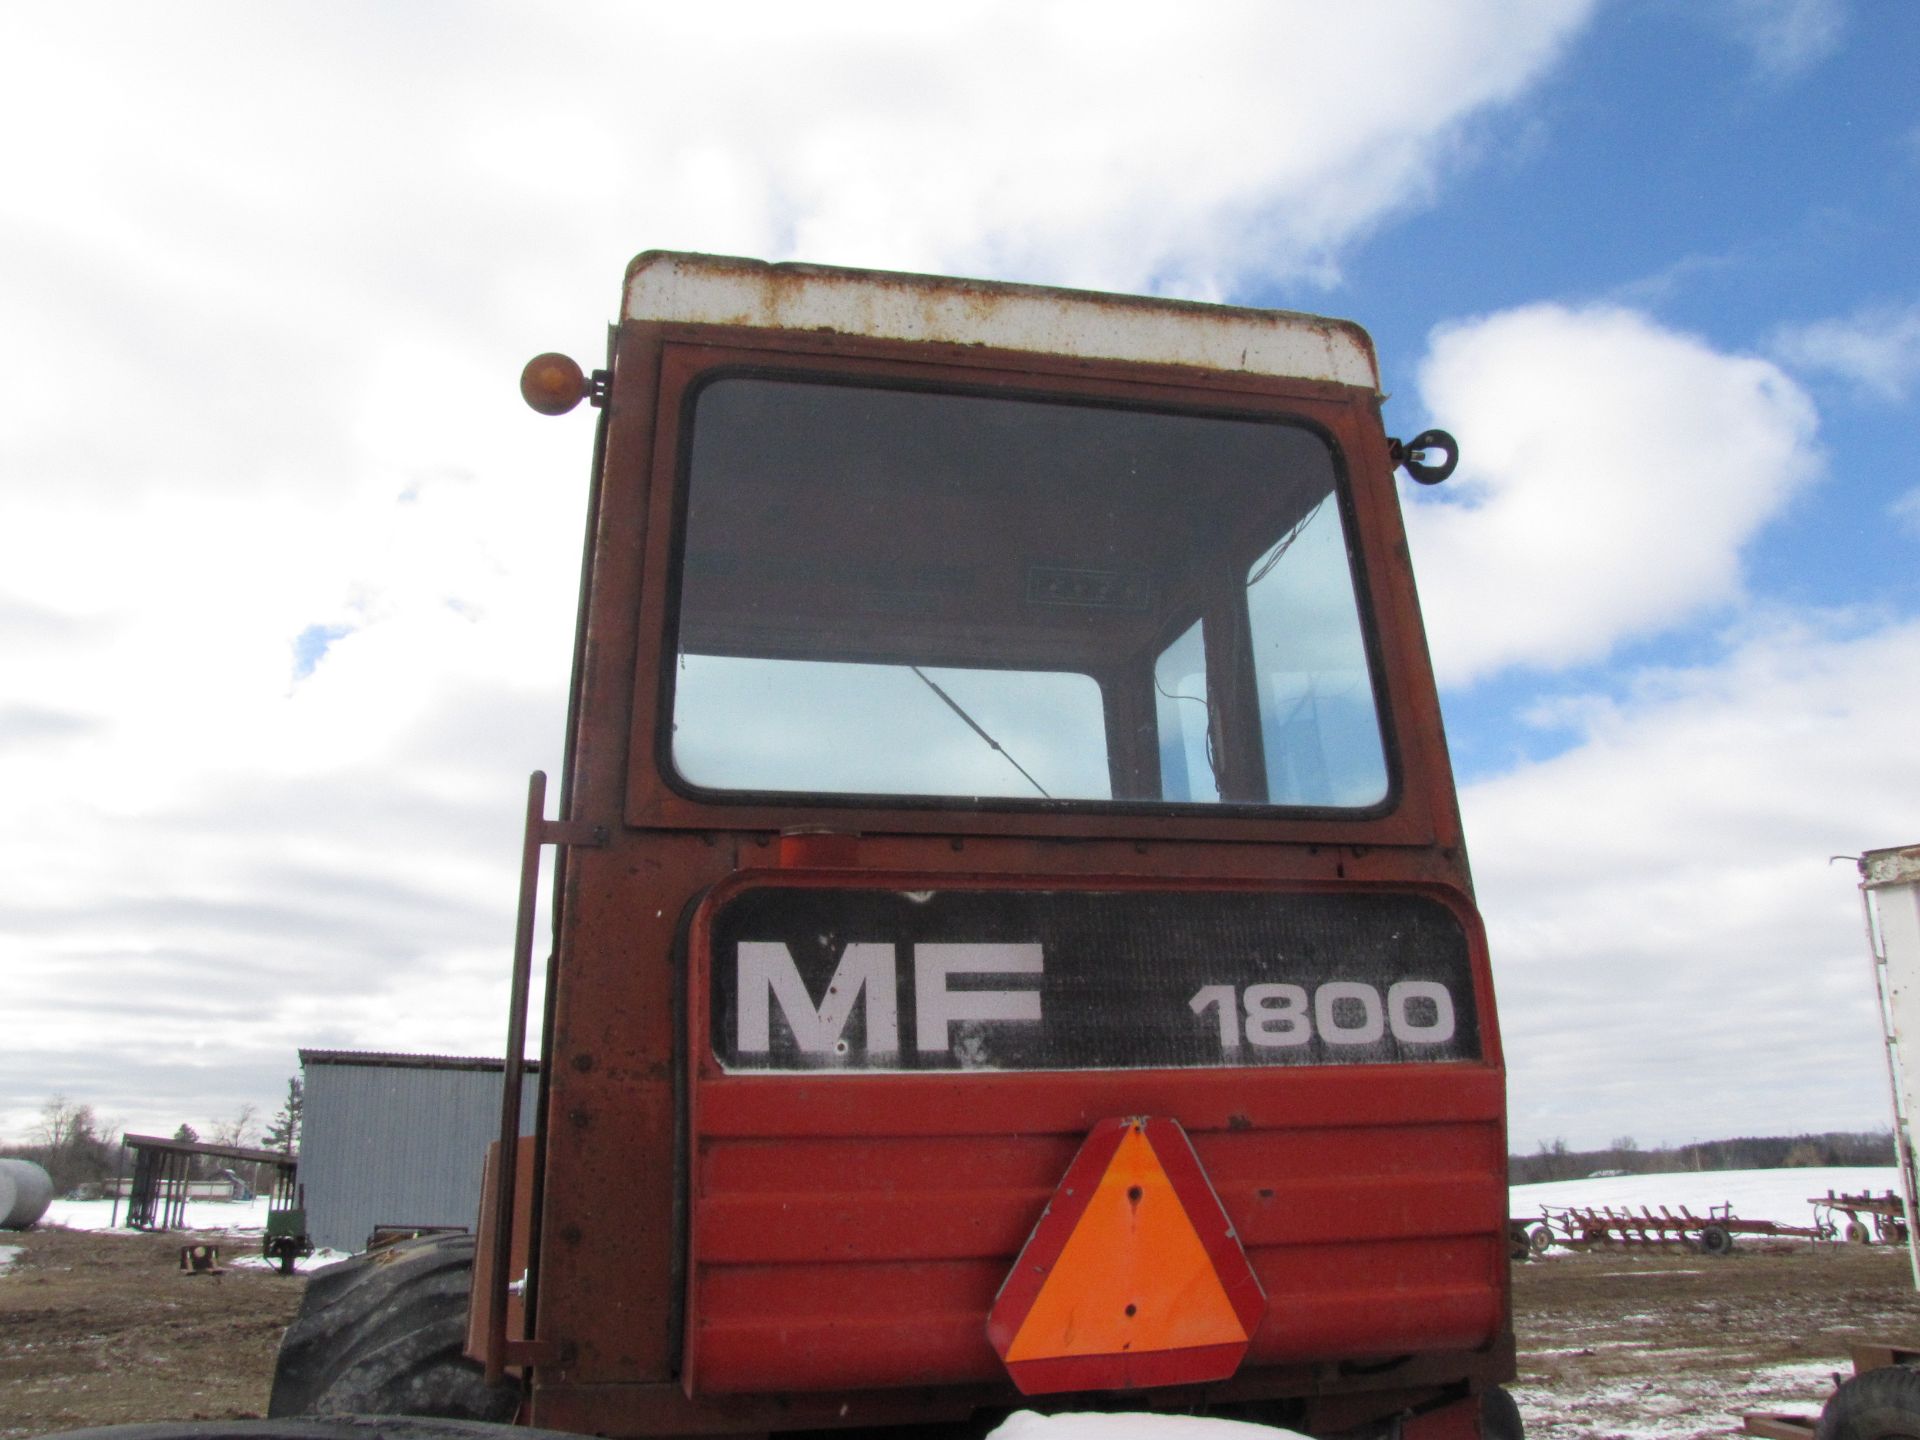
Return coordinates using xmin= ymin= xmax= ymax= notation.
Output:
xmin=1341 ymin=4 xmax=1919 ymax=786
xmin=3 ymin=0 xmax=1917 ymax=1153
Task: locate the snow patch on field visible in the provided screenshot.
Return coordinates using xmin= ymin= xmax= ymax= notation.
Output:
xmin=33 ymin=1197 xmax=357 ymax=1272
xmin=0 ymin=1244 xmax=20 ymax=1275
xmin=1513 ymin=1165 xmax=1900 ymax=1232
xmin=40 ymin=1195 xmax=272 ymax=1233
xmin=227 ymin=1247 xmax=353 ymax=1274
xmin=1514 ymin=1359 xmax=1845 ymax=1440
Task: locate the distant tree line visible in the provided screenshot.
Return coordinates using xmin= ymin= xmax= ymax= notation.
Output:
xmin=0 ymin=1096 xmax=120 ymax=1195
xmin=1511 ymin=1130 xmax=1897 ymax=1185
xmin=0 ymin=1077 xmax=303 ymax=1198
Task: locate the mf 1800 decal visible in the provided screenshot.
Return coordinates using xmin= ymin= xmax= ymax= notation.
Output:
xmin=708 ymin=888 xmax=1478 ymax=1073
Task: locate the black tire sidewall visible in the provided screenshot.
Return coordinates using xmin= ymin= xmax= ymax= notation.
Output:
xmin=1481 ymin=1384 xmax=1525 ymax=1440
xmin=1819 ymin=1366 xmax=1920 ymax=1440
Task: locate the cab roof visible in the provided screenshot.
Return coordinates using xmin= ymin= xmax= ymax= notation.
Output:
xmin=623 ymin=251 xmax=1380 ymax=393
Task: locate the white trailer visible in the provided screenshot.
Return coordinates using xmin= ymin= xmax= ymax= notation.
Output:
xmin=1739 ymin=846 xmax=1920 ymax=1439
xmin=1862 ymin=842 xmax=1920 ymax=1290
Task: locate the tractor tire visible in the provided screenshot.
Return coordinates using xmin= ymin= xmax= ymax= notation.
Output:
xmin=1481 ymin=1384 xmax=1525 ymax=1440
xmin=269 ymin=1233 xmax=519 ymax=1422
xmin=1698 ymin=1224 xmax=1735 ymax=1256
xmin=1508 ymin=1223 xmax=1532 ymax=1262
xmin=1528 ymin=1225 xmax=1553 ymax=1257
xmin=1817 ymin=1364 xmax=1920 ymax=1440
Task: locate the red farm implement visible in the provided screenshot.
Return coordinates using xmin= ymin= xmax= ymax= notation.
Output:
xmin=1532 ymin=1202 xmax=1829 ymax=1255
xmin=1814 ymin=1189 xmax=1912 ymax=1245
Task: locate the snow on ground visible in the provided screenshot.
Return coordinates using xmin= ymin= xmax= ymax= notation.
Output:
xmin=227 ymin=1247 xmax=354 ymax=1273
xmin=29 ymin=1195 xmax=345 ymax=1270
xmin=0 ymin=1244 xmax=20 ymax=1275
xmin=1512 ymin=1166 xmax=1902 ymax=1234
xmin=1513 ymin=1360 xmax=1845 ymax=1440
xmin=41 ymin=1193 xmax=274 ymax=1232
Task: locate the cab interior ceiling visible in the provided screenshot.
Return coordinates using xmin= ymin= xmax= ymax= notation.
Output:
xmin=676 ymin=381 xmax=1338 ymax=679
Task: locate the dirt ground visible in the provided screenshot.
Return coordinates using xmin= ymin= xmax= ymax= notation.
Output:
xmin=5 ymin=1223 xmax=1920 ymax=1438
xmin=1511 ymin=1239 xmax=1920 ymax=1438
xmin=0 ymin=1225 xmax=302 ymax=1437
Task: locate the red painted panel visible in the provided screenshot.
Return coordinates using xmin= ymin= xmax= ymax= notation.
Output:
xmin=696 ymin=1311 xmax=1003 ymax=1392
xmin=695 ymin=1189 xmax=1054 ymax=1264
xmin=692 ymin=1063 xmax=1505 ymax=1137
xmin=1192 ymin=1121 xmax=1505 ymax=1179
xmin=698 ymin=1133 xmax=1081 ymax=1193
xmin=1244 ymin=1237 xmax=1505 ymax=1361
xmin=1247 ymin=1282 xmax=1502 ymax=1362
xmin=1248 ymin=1233 xmax=1505 ymax=1291
xmin=687 ymin=1102 xmax=1505 ymax=1394
xmin=698 ymin=1258 xmax=1006 ymax=1318
xmin=1220 ymin=1173 xmax=1507 ymax=1247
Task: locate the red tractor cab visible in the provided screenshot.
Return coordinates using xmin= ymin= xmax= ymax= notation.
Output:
xmin=280 ymin=253 xmax=1513 ymax=1440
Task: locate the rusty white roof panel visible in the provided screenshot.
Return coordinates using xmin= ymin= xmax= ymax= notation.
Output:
xmin=623 ymin=252 xmax=1380 ymax=392
xmin=1864 ymin=844 xmax=1920 ymax=889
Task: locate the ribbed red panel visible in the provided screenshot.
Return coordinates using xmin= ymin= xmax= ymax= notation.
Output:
xmin=687 ymin=1100 xmax=1505 ymax=1394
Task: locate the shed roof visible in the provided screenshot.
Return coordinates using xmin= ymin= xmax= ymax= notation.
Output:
xmin=121 ymin=1132 xmax=298 ymax=1167
xmin=299 ymin=1048 xmax=543 ymax=1074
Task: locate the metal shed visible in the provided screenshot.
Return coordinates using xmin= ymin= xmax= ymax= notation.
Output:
xmin=298 ymin=1049 xmax=539 ymax=1254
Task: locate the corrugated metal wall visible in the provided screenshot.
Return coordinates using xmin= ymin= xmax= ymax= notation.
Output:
xmin=300 ymin=1055 xmax=539 ymax=1254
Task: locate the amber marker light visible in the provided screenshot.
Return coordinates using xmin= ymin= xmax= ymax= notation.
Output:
xmin=520 ymin=352 xmax=589 ymax=415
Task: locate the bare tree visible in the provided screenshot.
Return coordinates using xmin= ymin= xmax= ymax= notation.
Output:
xmin=35 ymin=1095 xmax=98 ymax=1152
xmin=203 ymin=1104 xmax=260 ymax=1189
xmin=209 ymin=1103 xmax=258 ymax=1149
xmin=27 ymin=1095 xmax=111 ymax=1193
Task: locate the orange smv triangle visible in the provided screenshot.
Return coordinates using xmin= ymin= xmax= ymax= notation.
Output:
xmin=1006 ymin=1124 xmax=1248 ymax=1363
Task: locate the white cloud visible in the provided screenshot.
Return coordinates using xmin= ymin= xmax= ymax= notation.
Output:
xmin=1893 ymin=488 xmax=1920 ymax=536
xmin=0 ymin=2 xmax=1604 ymax=1139
xmin=1468 ymin=612 xmax=1919 ymax=1149
xmin=1607 ymin=250 xmax=1743 ymax=309
xmin=1403 ymin=304 xmax=1821 ymax=687
xmin=1772 ymin=300 xmax=1920 ymax=402
xmin=1718 ymin=0 xmax=1848 ymax=77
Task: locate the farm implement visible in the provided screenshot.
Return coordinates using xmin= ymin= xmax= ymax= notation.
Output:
xmin=1813 ymin=1189 xmax=1912 ymax=1245
xmin=1525 ymin=1202 xmax=1829 ymax=1255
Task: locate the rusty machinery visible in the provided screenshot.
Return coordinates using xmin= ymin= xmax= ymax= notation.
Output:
xmin=267 ymin=255 xmax=1517 ymax=1440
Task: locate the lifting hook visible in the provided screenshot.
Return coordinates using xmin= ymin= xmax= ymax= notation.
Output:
xmin=1389 ymin=429 xmax=1459 ymax=485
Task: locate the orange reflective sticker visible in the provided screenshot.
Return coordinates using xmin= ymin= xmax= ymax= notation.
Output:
xmin=1005 ymin=1125 xmax=1248 ymax=1362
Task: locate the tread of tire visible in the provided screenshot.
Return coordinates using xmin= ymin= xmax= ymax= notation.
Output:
xmin=1819 ymin=1365 xmax=1920 ymax=1440
xmin=268 ymin=1234 xmax=517 ymax=1422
